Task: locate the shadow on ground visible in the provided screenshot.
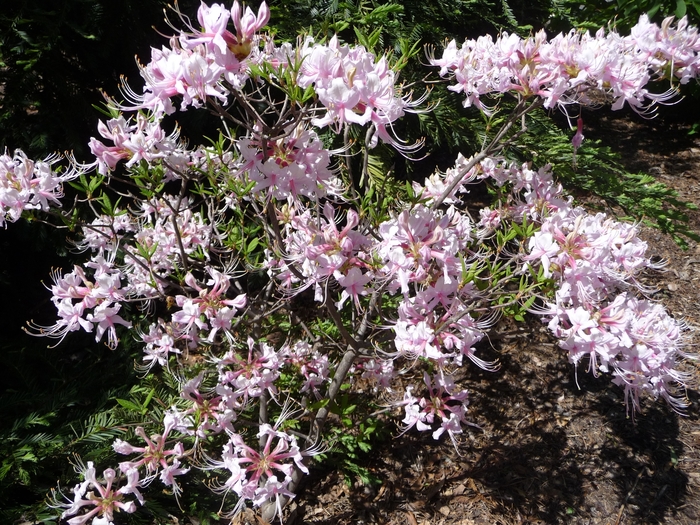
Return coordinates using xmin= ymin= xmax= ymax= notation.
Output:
xmin=291 ymin=332 xmax=696 ymax=525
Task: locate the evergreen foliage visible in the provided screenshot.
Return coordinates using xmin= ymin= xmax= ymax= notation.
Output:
xmin=0 ymin=0 xmax=200 ymax=157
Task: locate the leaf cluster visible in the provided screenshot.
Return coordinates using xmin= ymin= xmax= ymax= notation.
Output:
xmin=0 ymin=336 xmax=136 ymax=522
xmin=313 ymin=389 xmax=387 ymax=487
xmin=547 ymin=0 xmax=700 ymax=33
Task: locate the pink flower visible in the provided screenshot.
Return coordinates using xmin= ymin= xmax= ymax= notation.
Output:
xmin=1 ymin=149 xmax=83 ymax=226
xmin=336 ymin=267 xmax=372 ymax=310
xmin=181 ymin=2 xmax=232 ymax=54
xmin=228 ymin=0 xmax=269 ymax=59
xmin=212 ymin=423 xmax=308 ymax=512
xmin=217 ymin=337 xmax=281 ymax=401
xmin=399 ymin=372 xmax=472 ymax=448
xmin=51 ymin=461 xmax=140 ymax=525
xmin=113 ymin=414 xmax=188 ymax=490
xmin=87 ymin=303 xmax=131 ymax=349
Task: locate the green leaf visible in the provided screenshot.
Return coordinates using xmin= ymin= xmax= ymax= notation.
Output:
xmin=676 ymin=0 xmax=688 ymax=17
xmin=99 ymin=192 xmax=113 ymax=215
xmin=522 ymin=295 xmax=537 ymax=311
xmin=142 ymin=388 xmax=155 ymax=410
xmin=367 ymin=27 xmax=382 ymax=50
xmin=246 ymin=237 xmax=260 ymax=255
xmin=115 ymin=398 xmax=142 ymax=413
xmin=307 ymin=399 xmax=330 ymax=411
xmin=647 ymin=2 xmax=663 ymax=18
xmin=353 ymin=26 xmax=369 ymax=49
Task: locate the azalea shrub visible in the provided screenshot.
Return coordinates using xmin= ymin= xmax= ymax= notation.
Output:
xmin=1 ymin=2 xmax=699 ymax=523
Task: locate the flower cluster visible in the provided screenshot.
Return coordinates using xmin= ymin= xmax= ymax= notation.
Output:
xmin=0 ymin=150 xmax=83 ymax=227
xmin=89 ymin=113 xmax=187 ymax=177
xmin=50 ymin=461 xmax=141 ymax=525
xmin=164 ymin=340 xmax=330 ymax=438
xmin=31 ymin=195 xmax=214 ymax=350
xmin=123 ymin=2 xmax=270 ymax=115
xmin=266 ymin=201 xmax=372 ymax=305
xmin=171 ymin=269 xmax=247 ymax=345
xmin=237 ymin=123 xmax=342 ymax=200
xmin=528 ymin=208 xmax=690 ymax=413
xmin=113 ymin=413 xmax=189 ymax=494
xmin=431 ymin=15 xmax=700 ymax=113
xmin=297 ymin=35 xmax=423 ymax=149
xmin=374 ymin=201 xmax=494 ymax=372
xmin=472 ymin=152 xmax=692 ymax=413
xmin=401 ymin=371 xmax=471 ymax=447
xmin=212 ymin=422 xmax=309 ymax=519
xmin=29 ymin=261 xmax=131 ymax=349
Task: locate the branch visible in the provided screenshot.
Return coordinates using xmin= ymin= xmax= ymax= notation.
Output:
xmin=430 ymin=98 xmax=543 ymax=210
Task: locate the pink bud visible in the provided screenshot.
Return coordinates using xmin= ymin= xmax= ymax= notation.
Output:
xmin=572 ymin=117 xmax=584 ymax=151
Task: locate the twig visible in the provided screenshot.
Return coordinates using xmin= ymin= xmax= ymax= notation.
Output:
xmin=614 ymin=467 xmax=647 ymax=525
xmin=430 ymin=98 xmax=542 ymax=210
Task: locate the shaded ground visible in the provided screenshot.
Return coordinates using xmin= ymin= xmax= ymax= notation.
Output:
xmin=278 ymin=114 xmax=700 ymax=525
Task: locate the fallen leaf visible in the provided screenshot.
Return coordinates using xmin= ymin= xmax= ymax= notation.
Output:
xmin=424 ymin=477 xmax=445 ymax=500
xmin=405 ymin=511 xmax=419 ymax=525
xmin=453 ymin=483 xmax=466 ymax=495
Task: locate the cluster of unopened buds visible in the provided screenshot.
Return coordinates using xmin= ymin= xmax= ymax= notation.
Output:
xmin=4 ymin=2 xmax=699 ymax=524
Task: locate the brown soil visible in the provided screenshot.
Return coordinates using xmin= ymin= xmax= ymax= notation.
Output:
xmin=272 ymin=113 xmax=700 ymax=525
